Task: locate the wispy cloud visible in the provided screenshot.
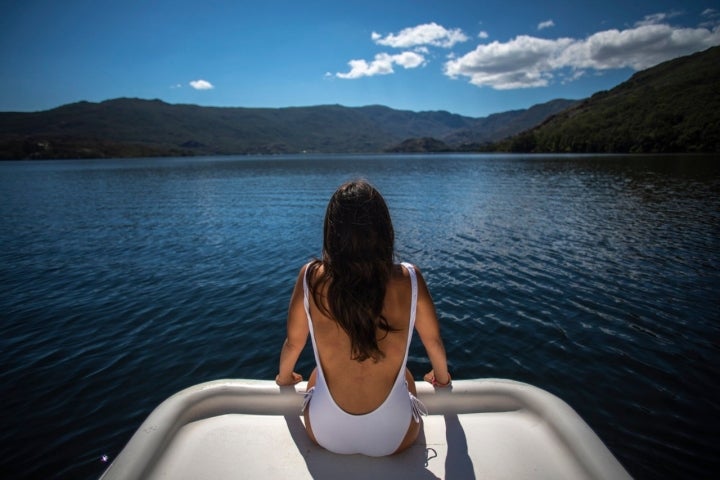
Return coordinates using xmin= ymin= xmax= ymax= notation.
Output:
xmin=444 ymin=17 xmax=720 ymax=90
xmin=634 ymin=11 xmax=684 ymax=27
xmin=337 ymin=52 xmax=425 ymax=79
xmin=538 ymin=20 xmax=555 ymax=30
xmin=371 ymin=22 xmax=468 ymax=49
xmin=189 ymin=79 xmax=214 ymax=90
xmin=701 ymin=8 xmax=720 ymax=28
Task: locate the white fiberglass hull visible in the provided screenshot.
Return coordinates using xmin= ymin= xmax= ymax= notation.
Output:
xmin=99 ymin=378 xmax=630 ymax=479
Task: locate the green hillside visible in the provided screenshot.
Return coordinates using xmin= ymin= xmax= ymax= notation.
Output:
xmin=503 ymin=46 xmax=720 ymax=153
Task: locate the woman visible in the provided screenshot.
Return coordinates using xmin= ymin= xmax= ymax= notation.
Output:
xmin=276 ymin=180 xmax=451 ymax=456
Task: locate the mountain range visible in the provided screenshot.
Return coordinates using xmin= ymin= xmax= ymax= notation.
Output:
xmin=0 ymin=46 xmax=717 ymax=159
xmin=0 ymin=97 xmax=575 ymax=159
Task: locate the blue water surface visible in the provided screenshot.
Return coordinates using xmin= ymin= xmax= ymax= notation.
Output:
xmin=1 ymin=154 xmax=719 ymax=479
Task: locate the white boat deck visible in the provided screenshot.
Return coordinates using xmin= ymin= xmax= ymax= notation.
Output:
xmin=99 ymin=379 xmax=631 ymax=479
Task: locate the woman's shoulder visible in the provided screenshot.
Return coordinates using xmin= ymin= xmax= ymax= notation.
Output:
xmin=393 ymin=262 xmax=422 ymax=276
xmin=392 ymin=263 xmax=430 ymax=298
xmin=301 ymin=259 xmax=324 ymax=276
xmin=390 ymin=262 xmax=424 ymax=287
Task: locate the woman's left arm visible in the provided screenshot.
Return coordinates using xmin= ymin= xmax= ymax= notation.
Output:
xmin=276 ymin=266 xmax=309 ymax=386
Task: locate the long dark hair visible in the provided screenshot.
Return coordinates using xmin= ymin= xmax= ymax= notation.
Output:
xmin=308 ymin=180 xmax=395 ymax=362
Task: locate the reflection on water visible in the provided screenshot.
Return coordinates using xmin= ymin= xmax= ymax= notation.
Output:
xmin=1 ymin=153 xmax=718 ymax=479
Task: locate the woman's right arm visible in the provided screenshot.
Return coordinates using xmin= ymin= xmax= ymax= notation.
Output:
xmin=276 ymin=266 xmax=309 ymax=386
xmin=413 ymin=266 xmax=451 ymax=386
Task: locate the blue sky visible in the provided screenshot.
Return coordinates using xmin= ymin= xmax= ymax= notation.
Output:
xmin=1 ymin=0 xmax=718 ymax=117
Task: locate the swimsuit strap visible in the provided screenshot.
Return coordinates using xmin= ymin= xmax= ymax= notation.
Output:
xmin=398 ymin=262 xmax=418 ymax=382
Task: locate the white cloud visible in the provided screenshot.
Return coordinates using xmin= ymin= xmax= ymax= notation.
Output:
xmin=444 ymin=35 xmax=573 ymax=89
xmin=337 ymin=22 xmax=464 ymax=80
xmin=189 ymin=79 xmax=214 ymax=90
xmin=444 ymin=19 xmax=720 ymax=89
xmin=478 ymin=31 xmax=489 ymax=39
xmin=337 ymin=51 xmax=425 ymax=79
xmin=394 ymin=51 xmax=426 ymax=68
xmin=559 ymin=23 xmax=720 ymax=70
xmin=538 ymin=20 xmax=555 ymax=30
xmin=372 ymin=22 xmax=468 ymax=48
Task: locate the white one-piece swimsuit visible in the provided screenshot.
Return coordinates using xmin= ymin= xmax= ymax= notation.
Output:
xmin=302 ymin=262 xmax=426 ymax=456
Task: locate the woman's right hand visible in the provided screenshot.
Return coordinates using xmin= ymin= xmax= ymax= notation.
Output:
xmin=276 ymin=372 xmax=303 ymax=386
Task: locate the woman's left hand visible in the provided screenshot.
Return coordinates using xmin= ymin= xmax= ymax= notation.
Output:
xmin=424 ymin=370 xmax=451 ymax=387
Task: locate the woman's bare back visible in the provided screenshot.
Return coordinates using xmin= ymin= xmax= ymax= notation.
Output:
xmin=307 ymin=263 xmax=413 ymax=414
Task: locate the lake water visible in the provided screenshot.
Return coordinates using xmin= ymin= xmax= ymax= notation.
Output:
xmin=1 ymin=154 xmax=718 ymax=479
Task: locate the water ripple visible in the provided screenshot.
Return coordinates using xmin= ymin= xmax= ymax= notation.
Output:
xmin=1 ymin=154 xmax=719 ymax=479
